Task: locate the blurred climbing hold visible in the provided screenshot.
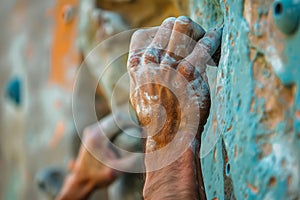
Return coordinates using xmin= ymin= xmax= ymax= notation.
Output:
xmin=273 ymin=0 xmax=300 ymax=35
xmin=36 ymin=166 xmax=66 ymax=199
xmin=62 ymin=5 xmax=76 ymax=23
xmin=5 ymin=77 xmax=22 ymax=106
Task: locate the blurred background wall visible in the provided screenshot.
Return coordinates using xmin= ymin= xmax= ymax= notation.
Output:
xmin=0 ymin=0 xmax=79 ymax=199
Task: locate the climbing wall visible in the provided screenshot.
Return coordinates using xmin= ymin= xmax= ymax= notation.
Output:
xmin=190 ymin=0 xmax=300 ymax=199
xmin=1 ymin=0 xmax=299 ymax=199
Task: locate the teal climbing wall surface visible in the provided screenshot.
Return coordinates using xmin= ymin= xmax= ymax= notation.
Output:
xmin=190 ymin=0 xmax=300 ymax=199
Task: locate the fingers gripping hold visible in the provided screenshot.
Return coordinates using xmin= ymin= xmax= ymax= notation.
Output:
xmin=177 ymin=61 xmax=195 ymax=82
xmin=148 ymin=17 xmax=176 ymax=49
xmin=142 ymin=17 xmax=176 ymax=65
xmin=129 ymin=16 xmax=222 ymax=77
xmin=128 ymin=27 xmax=159 ymax=69
xmin=165 ymin=16 xmax=206 ymax=60
xmin=127 ymin=17 xmax=223 ymax=136
xmin=185 ymin=27 xmax=223 ymax=73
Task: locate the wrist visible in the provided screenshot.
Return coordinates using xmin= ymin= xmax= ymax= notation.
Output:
xmin=143 ymin=148 xmax=199 ymax=200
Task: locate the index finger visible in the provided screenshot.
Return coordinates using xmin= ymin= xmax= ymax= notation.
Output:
xmin=128 ymin=28 xmax=159 ymax=56
xmin=127 ymin=27 xmax=159 ymax=69
xmin=184 ymin=27 xmax=223 ymax=74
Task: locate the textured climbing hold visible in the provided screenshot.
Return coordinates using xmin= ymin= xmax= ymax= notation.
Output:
xmin=272 ymin=0 xmax=300 ymax=35
xmin=5 ymin=77 xmax=22 ymax=106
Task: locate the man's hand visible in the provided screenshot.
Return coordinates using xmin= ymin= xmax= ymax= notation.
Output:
xmin=127 ymin=16 xmax=222 ymax=200
xmin=128 ymin=16 xmax=222 ymax=151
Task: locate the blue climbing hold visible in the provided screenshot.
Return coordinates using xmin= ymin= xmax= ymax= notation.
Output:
xmin=273 ymin=0 xmax=300 ymax=35
xmin=5 ymin=77 xmax=22 ymax=106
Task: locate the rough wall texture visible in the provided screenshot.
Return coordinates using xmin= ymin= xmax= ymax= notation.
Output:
xmin=190 ymin=0 xmax=300 ymax=199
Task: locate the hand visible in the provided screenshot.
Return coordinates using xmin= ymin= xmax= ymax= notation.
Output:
xmin=128 ymin=16 xmax=222 ymax=152
xmin=127 ymin=16 xmax=222 ymax=200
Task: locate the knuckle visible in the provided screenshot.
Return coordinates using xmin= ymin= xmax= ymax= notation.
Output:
xmin=143 ymin=48 xmax=159 ymax=64
xmin=177 ymin=61 xmax=195 ymax=81
xmin=175 ymin=16 xmax=192 ymax=27
xmin=200 ymin=36 xmax=214 ymax=52
xmin=176 ymin=16 xmax=192 ymax=24
xmin=131 ymin=29 xmax=147 ymax=41
xmin=161 ymin=17 xmax=176 ymax=28
xmin=173 ymin=16 xmax=193 ymax=33
xmin=161 ymin=54 xmax=177 ymax=68
xmin=128 ymin=54 xmax=141 ymax=68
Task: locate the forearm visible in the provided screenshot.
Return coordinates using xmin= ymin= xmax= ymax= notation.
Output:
xmin=143 ymin=144 xmax=200 ymax=200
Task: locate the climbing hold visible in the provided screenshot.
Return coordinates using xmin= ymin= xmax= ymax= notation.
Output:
xmin=226 ymin=162 xmax=231 ymax=175
xmin=272 ymin=0 xmax=300 ymax=35
xmin=62 ymin=5 xmax=76 ymax=23
xmin=36 ymin=166 xmax=66 ymax=198
xmin=5 ymin=77 xmax=22 ymax=106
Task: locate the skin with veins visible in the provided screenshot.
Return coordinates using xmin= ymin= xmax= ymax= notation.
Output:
xmin=128 ymin=16 xmax=222 ymax=199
